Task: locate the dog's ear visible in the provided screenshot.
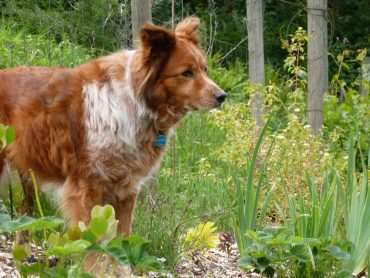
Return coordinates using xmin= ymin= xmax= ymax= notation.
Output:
xmin=175 ymin=17 xmax=200 ymax=45
xmin=139 ymin=25 xmax=176 ymax=66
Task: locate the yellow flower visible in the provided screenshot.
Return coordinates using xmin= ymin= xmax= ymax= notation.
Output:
xmin=184 ymin=222 xmax=219 ymax=252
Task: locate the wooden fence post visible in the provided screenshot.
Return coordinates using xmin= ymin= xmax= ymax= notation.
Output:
xmin=131 ymin=0 xmax=152 ymax=48
xmin=246 ymin=0 xmax=265 ymax=128
xmin=307 ymin=0 xmax=328 ymax=135
xmin=361 ymin=57 xmax=370 ymax=96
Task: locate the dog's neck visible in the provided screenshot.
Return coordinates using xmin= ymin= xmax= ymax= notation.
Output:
xmin=129 ymin=50 xmax=187 ymax=133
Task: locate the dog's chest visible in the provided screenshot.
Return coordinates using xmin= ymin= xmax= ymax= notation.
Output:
xmin=89 ymin=142 xmax=166 ymax=200
xmin=82 ymin=80 xmax=166 ymax=199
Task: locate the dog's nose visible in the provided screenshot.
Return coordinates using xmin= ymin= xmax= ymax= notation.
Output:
xmin=215 ymin=90 xmax=227 ymax=104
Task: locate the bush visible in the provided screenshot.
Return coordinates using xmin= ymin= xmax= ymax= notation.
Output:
xmin=0 ymin=26 xmax=92 ymax=68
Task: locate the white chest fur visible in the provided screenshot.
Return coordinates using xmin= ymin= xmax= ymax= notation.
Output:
xmin=82 ymin=51 xmax=147 ymax=152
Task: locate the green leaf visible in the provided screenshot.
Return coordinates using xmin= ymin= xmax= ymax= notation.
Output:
xmin=238 ymin=255 xmax=255 ymax=269
xmin=0 ymin=214 xmax=11 ymax=223
xmin=81 ymin=230 xmax=97 ymax=244
xmin=290 ymin=243 xmax=313 ymax=265
xmin=90 ymin=217 xmax=108 ymax=238
xmin=5 ymin=126 xmax=15 ymax=145
xmin=67 ymin=226 xmax=82 ymax=241
xmin=266 ymin=237 xmax=289 ymax=246
xmin=106 ymin=246 xmax=129 ymax=265
xmin=103 ymin=205 xmax=115 ymax=220
xmin=256 ymin=256 xmax=270 ymax=268
xmin=135 ymin=254 xmax=163 ymax=272
xmin=90 ymin=204 xmax=115 ymax=221
xmin=43 ymin=267 xmax=68 ymax=277
xmin=27 ymin=217 xmax=64 ymax=231
xmin=327 ymin=245 xmax=350 ymax=261
xmin=47 ymin=233 xmax=60 ymax=248
xmin=13 ymin=244 xmax=28 ymax=261
xmin=21 ymin=263 xmax=45 ymax=276
xmin=46 ymin=239 xmax=91 ymax=256
xmin=263 ymin=266 xmax=275 ymax=278
xmin=0 ymin=216 xmax=35 ymax=232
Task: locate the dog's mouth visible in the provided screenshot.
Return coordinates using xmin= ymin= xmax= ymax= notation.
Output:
xmin=187 ymin=98 xmax=224 ymax=111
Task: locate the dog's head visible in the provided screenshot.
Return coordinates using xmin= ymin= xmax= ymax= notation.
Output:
xmin=136 ymin=17 xmax=226 ymax=127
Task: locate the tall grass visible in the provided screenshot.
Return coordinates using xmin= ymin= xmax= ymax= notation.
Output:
xmin=133 ymin=112 xmax=234 ymax=267
xmin=233 ymin=117 xmax=276 ymax=255
xmin=341 ymin=138 xmax=370 ymax=275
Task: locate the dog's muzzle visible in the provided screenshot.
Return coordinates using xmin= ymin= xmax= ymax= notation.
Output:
xmin=215 ymin=90 xmax=227 ymax=104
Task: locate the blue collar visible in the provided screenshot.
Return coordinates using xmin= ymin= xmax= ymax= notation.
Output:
xmin=154 ymin=133 xmax=166 ymax=148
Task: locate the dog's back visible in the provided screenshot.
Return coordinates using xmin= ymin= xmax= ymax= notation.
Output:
xmin=0 ymin=66 xmax=84 ymax=182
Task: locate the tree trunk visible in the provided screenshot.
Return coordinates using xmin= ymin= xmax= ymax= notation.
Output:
xmin=307 ymin=0 xmax=328 ymax=135
xmin=246 ymin=0 xmax=265 ymax=128
xmin=131 ymin=0 xmax=152 ymax=48
xmin=361 ymin=57 xmax=370 ymax=96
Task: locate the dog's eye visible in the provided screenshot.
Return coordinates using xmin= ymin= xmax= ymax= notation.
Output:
xmin=181 ymin=70 xmax=193 ymax=78
xmin=204 ymin=67 xmax=208 ymax=73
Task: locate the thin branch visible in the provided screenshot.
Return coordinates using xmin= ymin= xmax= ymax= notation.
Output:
xmin=219 ymin=37 xmax=248 ymax=63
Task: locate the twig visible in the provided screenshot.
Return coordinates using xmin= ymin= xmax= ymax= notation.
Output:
xmin=218 ymin=37 xmax=248 ymax=63
xmin=30 ymin=170 xmax=47 ymax=242
xmin=171 ymin=199 xmax=193 ymax=247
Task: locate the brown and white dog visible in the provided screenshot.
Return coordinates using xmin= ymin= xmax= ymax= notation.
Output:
xmin=0 ymin=17 xmax=226 ymax=238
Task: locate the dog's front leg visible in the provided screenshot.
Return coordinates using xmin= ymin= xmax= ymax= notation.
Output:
xmin=60 ymin=177 xmax=103 ymax=227
xmin=114 ymin=193 xmax=138 ymax=236
xmin=82 ymin=193 xmax=137 ymax=277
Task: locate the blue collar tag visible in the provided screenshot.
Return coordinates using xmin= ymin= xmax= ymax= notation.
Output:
xmin=154 ymin=134 xmax=166 ymax=148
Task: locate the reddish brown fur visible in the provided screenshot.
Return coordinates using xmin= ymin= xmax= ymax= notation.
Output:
xmin=0 ymin=18 xmax=225 ymax=240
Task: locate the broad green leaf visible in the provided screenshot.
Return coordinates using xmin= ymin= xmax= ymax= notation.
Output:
xmin=238 ymin=255 xmax=255 ymax=269
xmin=256 ymin=256 xmax=271 ymax=268
xmin=91 ymin=204 xmax=115 ymax=220
xmin=263 ymin=266 xmax=275 ymax=278
xmin=135 ymin=254 xmax=163 ymax=272
xmin=106 ymin=246 xmax=129 ymax=265
xmin=46 ymin=239 xmax=91 ymax=256
xmin=81 ymin=230 xmax=97 ymax=244
xmin=26 ymin=217 xmax=64 ymax=231
xmin=0 ymin=213 xmax=11 ymax=223
xmin=327 ymin=245 xmax=350 ymax=261
xmin=13 ymin=244 xmax=28 ymax=260
xmin=103 ymin=205 xmax=115 ymax=220
xmin=90 ymin=217 xmax=108 ymax=238
xmin=290 ymin=243 xmax=313 ymax=265
xmin=266 ymin=237 xmax=289 ymax=246
xmin=47 ymin=233 xmax=60 ymax=248
xmin=43 ymin=267 xmax=68 ymax=277
xmin=67 ymin=226 xmax=82 ymax=240
xmin=21 ymin=263 xmax=45 ymax=276
xmin=5 ymin=126 xmax=15 ymax=145
xmin=0 ymin=216 xmax=35 ymax=232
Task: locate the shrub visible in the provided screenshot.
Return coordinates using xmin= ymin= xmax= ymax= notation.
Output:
xmin=0 ymin=26 xmax=92 ymax=68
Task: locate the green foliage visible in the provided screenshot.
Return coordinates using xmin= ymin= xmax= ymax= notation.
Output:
xmin=208 ymin=55 xmax=249 ymax=102
xmin=239 ymin=139 xmax=370 ymax=277
xmin=0 ymin=124 xmax=15 ymax=150
xmin=232 ymin=117 xmax=276 ymax=255
xmin=324 ymin=48 xmax=369 ymax=158
xmin=341 ymin=138 xmax=370 ymax=275
xmin=0 ymin=205 xmax=162 ymax=277
xmin=239 ymin=228 xmax=351 ymax=278
xmin=277 ymin=169 xmax=341 ymax=239
xmin=0 ymin=215 xmax=63 ymax=233
xmin=0 ymin=25 xmax=91 ymax=68
xmin=1 ymin=0 xmax=131 ymax=53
